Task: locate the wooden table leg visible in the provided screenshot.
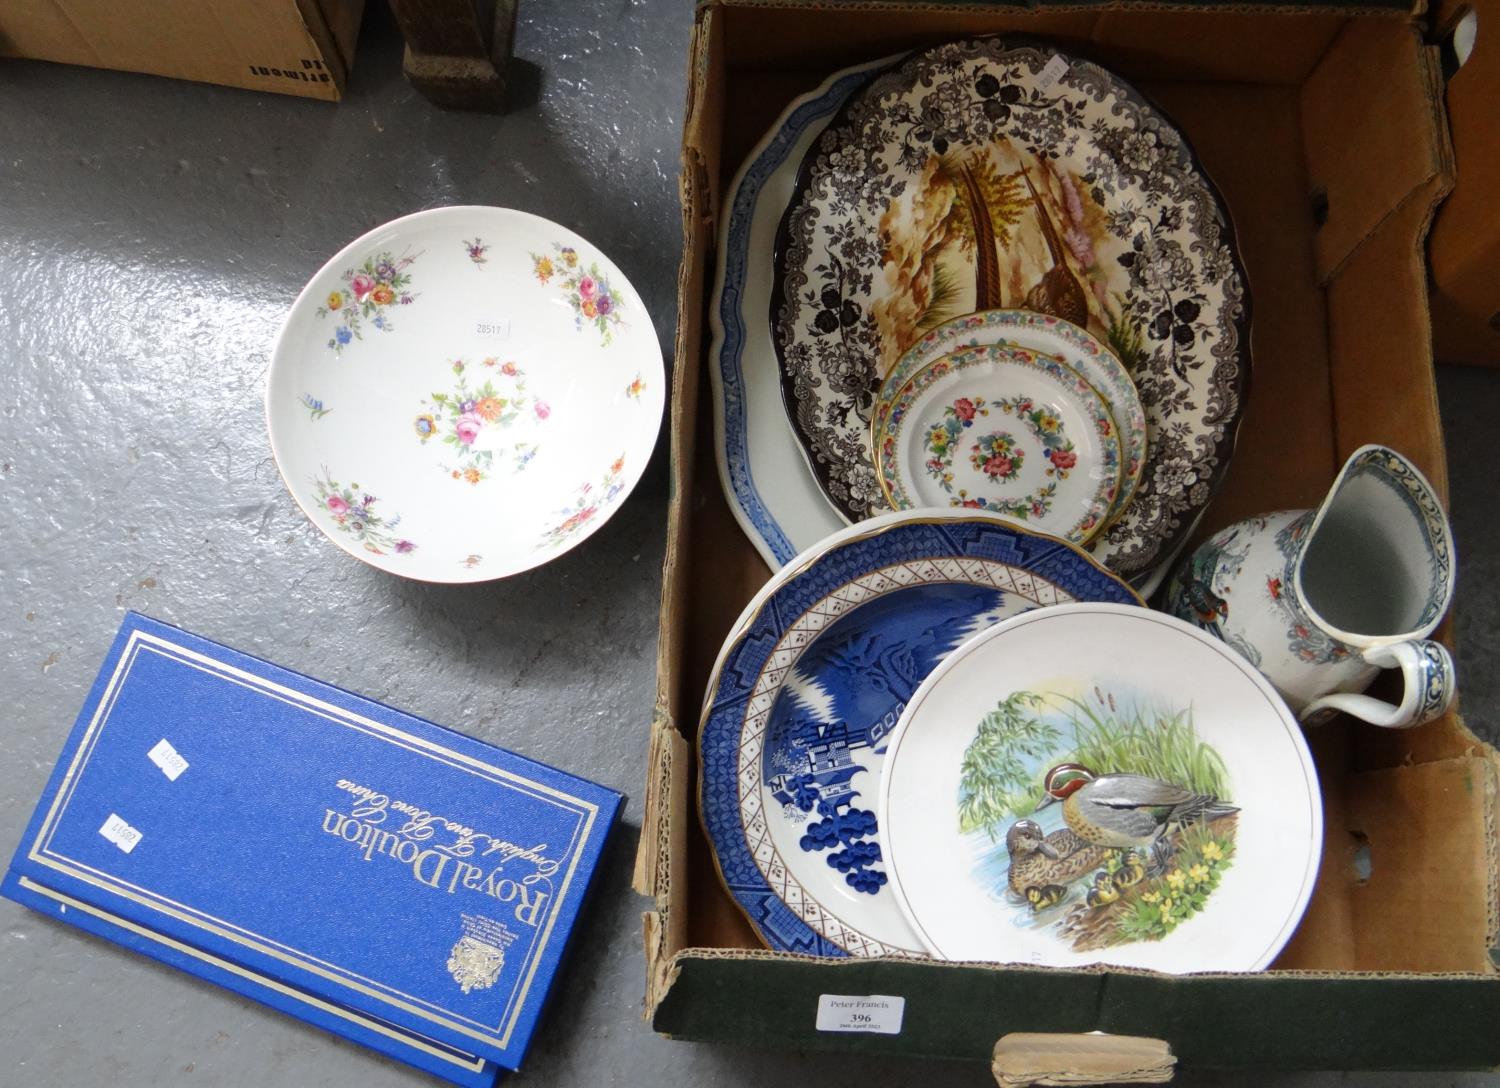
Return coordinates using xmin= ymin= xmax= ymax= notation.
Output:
xmin=387 ymin=0 xmax=517 ymax=112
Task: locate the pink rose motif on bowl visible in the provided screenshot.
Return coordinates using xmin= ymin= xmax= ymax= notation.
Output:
xmin=315 ymin=248 xmax=420 ymax=353
xmin=415 ymin=358 xmax=542 ymax=485
xmin=455 ymin=414 xmax=484 ymax=446
xmin=529 ymin=242 xmax=627 ymax=345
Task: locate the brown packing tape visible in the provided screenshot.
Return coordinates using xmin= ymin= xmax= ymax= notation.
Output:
xmin=991 ymin=1033 xmax=1175 ymax=1087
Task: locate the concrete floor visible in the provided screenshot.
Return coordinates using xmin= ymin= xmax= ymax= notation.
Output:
xmin=1 ymin=5 xmax=1497 ymax=1087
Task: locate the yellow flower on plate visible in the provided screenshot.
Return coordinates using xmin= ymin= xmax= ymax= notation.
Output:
xmin=463 ymin=467 xmax=482 ymax=485
xmin=561 ymin=247 xmax=579 ymax=268
xmin=1166 ymin=869 xmax=1187 ymax=891
xmin=326 ymin=292 xmax=343 ymax=311
xmin=1202 ymin=841 xmax=1224 ymax=862
xmin=1159 ymin=898 xmax=1174 ymax=920
xmin=1189 ymin=863 xmax=1211 ymax=883
xmin=533 ymin=256 xmax=555 ymax=283
xmin=1039 ymin=413 xmax=1061 ymax=433
xmin=1140 ymin=891 xmax=1160 ymax=904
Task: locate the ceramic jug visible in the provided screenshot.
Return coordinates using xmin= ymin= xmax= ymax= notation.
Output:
xmin=1164 ymin=445 xmax=1455 ymax=728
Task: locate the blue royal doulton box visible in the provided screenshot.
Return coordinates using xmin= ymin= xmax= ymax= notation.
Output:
xmin=2 ymin=613 xmax=623 ymax=1086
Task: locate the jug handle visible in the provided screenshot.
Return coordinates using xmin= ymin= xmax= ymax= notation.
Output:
xmin=1299 ymin=640 xmax=1455 ymax=728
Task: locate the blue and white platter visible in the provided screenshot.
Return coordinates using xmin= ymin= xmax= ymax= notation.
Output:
xmin=698 ymin=510 xmax=1141 ymax=956
xmin=709 ymin=57 xmax=891 ymax=571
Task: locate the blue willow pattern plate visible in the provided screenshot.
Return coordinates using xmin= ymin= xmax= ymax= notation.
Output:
xmin=698 ymin=515 xmax=1140 ymax=956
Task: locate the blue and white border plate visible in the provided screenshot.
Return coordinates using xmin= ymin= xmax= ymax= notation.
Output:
xmin=698 ymin=511 xmax=1142 ymax=957
xmin=709 ymin=58 xmax=894 ymax=570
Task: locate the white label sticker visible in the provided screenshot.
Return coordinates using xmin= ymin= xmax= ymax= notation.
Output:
xmin=1036 ymin=55 xmax=1070 ymax=91
xmin=99 ymin=814 xmax=142 ymax=854
xmin=815 ymin=994 xmax=905 ymax=1035
xmin=147 ymin=738 xmax=189 ymax=781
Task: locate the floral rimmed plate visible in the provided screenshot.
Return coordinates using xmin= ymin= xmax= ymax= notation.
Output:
xmin=772 ymin=36 xmax=1250 ymax=587
xmin=875 ymin=343 xmax=1121 ymax=544
xmin=879 ymin=310 xmax=1145 ymax=526
xmin=879 ymin=604 xmax=1321 ymax=972
xmin=698 ymin=510 xmax=1140 ymax=957
xmin=266 ymin=206 xmax=665 ymax=582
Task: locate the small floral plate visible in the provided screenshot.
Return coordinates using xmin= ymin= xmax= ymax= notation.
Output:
xmin=879 ymin=603 xmax=1322 ymax=972
xmin=874 ymin=343 xmax=1121 ymax=544
xmin=878 ymin=310 xmax=1145 ymax=528
xmin=266 ymin=207 xmax=664 ymax=581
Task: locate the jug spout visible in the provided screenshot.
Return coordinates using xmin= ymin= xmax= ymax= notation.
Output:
xmin=1293 ymin=445 xmax=1454 ymax=646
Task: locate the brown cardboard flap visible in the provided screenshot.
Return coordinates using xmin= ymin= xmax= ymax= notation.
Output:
xmin=639 ymin=700 xmax=692 ymax=1021
xmin=1302 ymin=19 xmax=1450 ymax=280
xmin=1429 ymin=0 xmax=1500 ymax=365
xmin=634 ymin=710 xmax=689 ymax=903
xmin=1325 ymin=171 xmax=1452 ymax=493
xmin=0 ymin=0 xmax=356 ymax=100
xmin=1422 ymin=0 xmax=1500 ymax=364
xmin=1271 ymin=724 xmax=1359 ymax=968
xmin=992 ymin=1033 xmax=1175 ymax=1087
xmin=717 ymin=5 xmax=1355 ymax=87
xmin=1087 ymin=9 xmax=1349 ymax=84
xmin=1345 ymin=756 xmax=1499 ymax=971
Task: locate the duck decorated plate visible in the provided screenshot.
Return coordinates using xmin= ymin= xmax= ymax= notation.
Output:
xmin=772 ymin=36 xmax=1249 ymax=591
xmin=877 ymin=310 xmax=1146 ymax=525
xmin=874 ymin=342 xmax=1122 ymax=543
xmin=267 ymin=206 xmax=665 ymax=582
xmin=879 ymin=604 xmax=1321 ymax=972
xmin=698 ymin=512 xmax=1139 ymax=957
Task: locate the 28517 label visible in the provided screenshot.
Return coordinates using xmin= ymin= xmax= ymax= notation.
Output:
xmin=815 ymin=994 xmax=905 ymax=1035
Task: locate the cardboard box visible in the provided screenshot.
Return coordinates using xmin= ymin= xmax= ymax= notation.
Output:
xmin=637 ymin=1 xmax=1500 ymax=1077
xmin=1429 ymin=0 xmax=1500 ymax=365
xmin=0 ymin=0 xmax=364 ymax=102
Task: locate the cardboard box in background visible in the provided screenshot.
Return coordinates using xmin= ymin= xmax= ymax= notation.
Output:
xmin=637 ymin=1 xmax=1500 ymax=1078
xmin=1429 ymin=0 xmax=1499 ymax=365
xmin=0 ymin=0 xmax=364 ymax=101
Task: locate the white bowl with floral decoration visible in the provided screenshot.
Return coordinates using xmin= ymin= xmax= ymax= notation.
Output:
xmin=266 ymin=206 xmax=664 ymax=582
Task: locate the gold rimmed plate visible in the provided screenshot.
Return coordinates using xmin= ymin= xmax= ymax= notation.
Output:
xmin=874 ymin=343 xmax=1122 ymax=545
